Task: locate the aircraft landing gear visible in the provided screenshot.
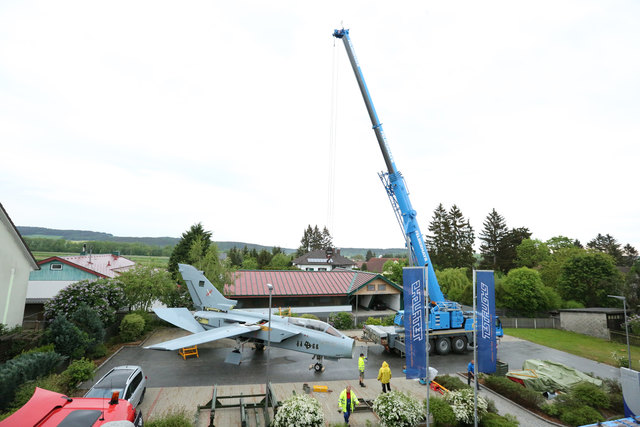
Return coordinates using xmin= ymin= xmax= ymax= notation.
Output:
xmin=310 ymin=355 xmax=325 ymax=372
xmin=254 ymin=343 xmax=265 ymax=351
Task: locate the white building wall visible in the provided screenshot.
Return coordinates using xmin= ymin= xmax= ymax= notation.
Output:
xmin=0 ymin=223 xmax=36 ymax=328
xmin=560 ymin=311 xmax=609 ymax=339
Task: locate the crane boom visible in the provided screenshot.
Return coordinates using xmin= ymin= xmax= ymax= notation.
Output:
xmin=333 ymin=28 xmax=445 ymax=303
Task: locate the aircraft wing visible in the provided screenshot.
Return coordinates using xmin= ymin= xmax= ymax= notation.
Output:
xmin=154 ymin=307 xmax=205 ymax=334
xmin=145 ymin=324 xmax=261 ymax=351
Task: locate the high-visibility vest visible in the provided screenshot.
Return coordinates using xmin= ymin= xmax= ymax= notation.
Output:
xmin=358 ymin=356 xmax=365 ymax=372
xmin=339 ymin=389 xmax=359 ymax=412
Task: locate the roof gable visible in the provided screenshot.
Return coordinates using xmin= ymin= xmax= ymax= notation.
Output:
xmin=0 ymin=203 xmax=38 ymax=269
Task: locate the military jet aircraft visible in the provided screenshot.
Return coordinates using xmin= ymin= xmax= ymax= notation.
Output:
xmin=145 ymin=264 xmax=354 ymax=371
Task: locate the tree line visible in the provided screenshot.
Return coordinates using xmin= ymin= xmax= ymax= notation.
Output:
xmin=375 ymin=204 xmax=639 ymax=315
xmin=24 ymin=237 xmax=173 ymax=256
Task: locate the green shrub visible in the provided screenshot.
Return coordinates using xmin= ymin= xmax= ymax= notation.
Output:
xmin=365 ymin=317 xmax=382 ymax=326
xmin=61 ymin=358 xmax=95 ymax=392
xmin=132 ymin=310 xmax=156 ymax=332
xmin=373 ymin=390 xmax=423 ymax=427
xmin=43 ymin=315 xmax=89 ymax=359
xmin=434 ymin=375 xmax=471 ymax=391
xmin=300 ymin=314 xmax=319 ymax=320
xmin=71 ymin=304 xmax=106 ymax=354
xmin=87 ymin=343 xmax=108 ymax=359
xmin=427 ymin=396 xmax=456 ymax=426
xmin=328 ymin=312 xmax=353 ymax=330
xmin=18 ymin=343 xmax=55 ymax=356
xmin=0 ymin=351 xmax=64 ymax=410
xmin=563 ymin=300 xmax=585 ymax=309
xmin=120 ymin=314 xmax=145 ymax=342
xmin=145 ymin=409 xmax=193 ymax=427
xmin=382 ymin=315 xmax=395 ymax=326
xmin=483 ymin=375 xmax=544 ymax=409
xmin=540 ymin=402 xmax=561 ymax=417
xmin=559 ymin=405 xmax=603 ymax=426
xmin=570 ymin=381 xmax=609 ymax=409
xmin=480 ymin=412 xmax=520 ymax=427
xmin=8 ymin=374 xmax=65 ymax=411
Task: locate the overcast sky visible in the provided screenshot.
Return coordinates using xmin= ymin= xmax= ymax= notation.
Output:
xmin=1 ymin=1 xmax=638 ymax=252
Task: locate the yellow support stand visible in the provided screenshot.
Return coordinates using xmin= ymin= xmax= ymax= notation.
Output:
xmin=179 ymin=345 xmax=199 ymax=360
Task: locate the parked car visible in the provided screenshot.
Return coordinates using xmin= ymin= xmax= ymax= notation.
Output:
xmin=85 ymin=365 xmax=147 ymax=409
xmin=0 ymin=387 xmax=143 ymax=426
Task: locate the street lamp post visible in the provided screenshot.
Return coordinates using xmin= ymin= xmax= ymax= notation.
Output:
xmin=608 ymin=295 xmax=632 ymax=370
xmin=266 ymin=283 xmax=273 ymax=418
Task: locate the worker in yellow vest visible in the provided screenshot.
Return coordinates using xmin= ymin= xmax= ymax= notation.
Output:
xmin=358 ymin=352 xmax=367 ymax=387
xmin=338 ymin=385 xmax=359 ymax=425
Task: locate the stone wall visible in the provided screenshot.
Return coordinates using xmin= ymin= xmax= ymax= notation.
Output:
xmin=560 ymin=311 xmax=610 ymax=339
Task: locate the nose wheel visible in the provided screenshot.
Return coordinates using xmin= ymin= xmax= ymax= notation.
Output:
xmin=310 ymin=355 xmax=325 ymax=372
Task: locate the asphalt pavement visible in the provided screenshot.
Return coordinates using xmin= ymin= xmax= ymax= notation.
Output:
xmin=81 ymin=328 xmax=622 ymax=426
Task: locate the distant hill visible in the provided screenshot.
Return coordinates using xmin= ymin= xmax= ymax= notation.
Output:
xmin=17 ymin=226 xmax=179 ymax=247
xmin=17 ymin=226 xmax=405 ymax=258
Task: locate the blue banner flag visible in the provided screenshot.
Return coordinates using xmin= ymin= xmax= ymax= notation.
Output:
xmin=476 ymin=271 xmax=497 ymax=374
xmin=403 ymin=267 xmax=427 ymax=379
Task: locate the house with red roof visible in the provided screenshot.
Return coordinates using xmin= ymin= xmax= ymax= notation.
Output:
xmin=363 ymin=257 xmax=400 ymax=273
xmin=24 ymin=253 xmax=135 ymax=326
xmin=292 ymin=248 xmax=356 ymax=271
xmin=225 ymin=269 xmax=402 ymax=319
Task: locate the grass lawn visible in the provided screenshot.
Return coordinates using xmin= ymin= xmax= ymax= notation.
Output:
xmin=504 ymin=328 xmax=640 ymax=368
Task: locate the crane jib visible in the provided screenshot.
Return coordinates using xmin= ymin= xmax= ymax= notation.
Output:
xmin=333 ymin=28 xmax=446 ymax=304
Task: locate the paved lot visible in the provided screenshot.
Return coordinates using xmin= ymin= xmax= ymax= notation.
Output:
xmin=85 ymin=328 xmax=621 ymax=426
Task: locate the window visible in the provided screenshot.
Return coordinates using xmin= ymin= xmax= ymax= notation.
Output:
xmin=378 ymin=284 xmax=386 ymax=291
xmin=199 ymin=280 xmax=205 ymax=287
xmin=367 ymin=285 xmax=375 ymax=291
xmin=318 ymin=268 xmax=327 ymax=271
xmin=50 ymin=264 xmax=63 ymax=271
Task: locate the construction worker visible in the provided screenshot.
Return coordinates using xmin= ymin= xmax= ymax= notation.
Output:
xmin=338 ymin=385 xmax=359 ymax=425
xmin=377 ymin=361 xmax=392 ymax=393
xmin=358 ymin=352 xmax=367 ymax=387
xmin=467 ymin=360 xmax=479 ymax=389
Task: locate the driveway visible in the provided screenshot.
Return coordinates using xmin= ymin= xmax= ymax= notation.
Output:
xmin=84 ymin=329 xmax=620 ymax=390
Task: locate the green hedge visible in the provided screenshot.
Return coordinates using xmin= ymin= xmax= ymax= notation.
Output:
xmin=434 ymin=375 xmax=471 ymax=391
xmin=0 ymin=351 xmax=64 ymax=410
xmin=483 ymin=375 xmax=543 ymax=409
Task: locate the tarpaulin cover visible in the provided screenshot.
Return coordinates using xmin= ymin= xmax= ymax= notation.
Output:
xmin=506 ymin=359 xmax=602 ymax=392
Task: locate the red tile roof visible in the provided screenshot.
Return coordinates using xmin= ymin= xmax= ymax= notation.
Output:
xmin=365 ymin=257 xmax=400 ymax=273
xmin=227 ymin=270 xmax=399 ymax=297
xmin=38 ymin=254 xmax=136 ymax=278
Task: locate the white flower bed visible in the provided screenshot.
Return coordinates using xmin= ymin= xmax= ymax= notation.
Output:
xmin=272 ymin=394 xmax=324 ymax=427
xmin=372 ymin=390 xmax=424 ymax=427
xmin=444 ymin=388 xmax=488 ymax=424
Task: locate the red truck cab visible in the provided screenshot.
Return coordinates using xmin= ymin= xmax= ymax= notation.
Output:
xmin=0 ymin=387 xmax=143 ymax=427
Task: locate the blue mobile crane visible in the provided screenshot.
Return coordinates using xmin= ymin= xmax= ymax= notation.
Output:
xmin=333 ymin=28 xmax=502 ymax=355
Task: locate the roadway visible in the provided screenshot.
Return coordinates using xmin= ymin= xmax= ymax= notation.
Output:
xmin=86 ymin=328 xmax=620 ymax=389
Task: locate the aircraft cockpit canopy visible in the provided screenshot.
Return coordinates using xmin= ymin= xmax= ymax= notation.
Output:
xmin=287 ymin=317 xmax=342 ymax=337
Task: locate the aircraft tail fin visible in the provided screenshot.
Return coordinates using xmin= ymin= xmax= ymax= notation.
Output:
xmin=178 ymin=263 xmax=237 ymax=311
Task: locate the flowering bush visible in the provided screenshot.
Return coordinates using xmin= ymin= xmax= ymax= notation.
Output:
xmin=625 ymin=314 xmax=640 ymax=335
xmin=444 ymin=388 xmax=488 ymax=424
xmin=272 ymin=394 xmax=324 ymax=427
xmin=373 ymin=390 xmax=423 ymax=427
xmin=44 ymin=278 xmax=126 ymax=326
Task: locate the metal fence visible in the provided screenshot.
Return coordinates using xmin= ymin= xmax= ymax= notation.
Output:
xmin=500 ymin=317 xmax=561 ymax=329
xmin=610 ymin=330 xmax=640 ymax=347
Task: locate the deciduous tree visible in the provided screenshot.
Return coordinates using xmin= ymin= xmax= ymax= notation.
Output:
xmin=118 ymin=265 xmax=176 ymax=311
xmin=587 ymin=233 xmax=624 ymax=265
xmin=516 ymin=239 xmax=550 ymax=268
xmin=557 ymin=252 xmax=623 ymax=307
